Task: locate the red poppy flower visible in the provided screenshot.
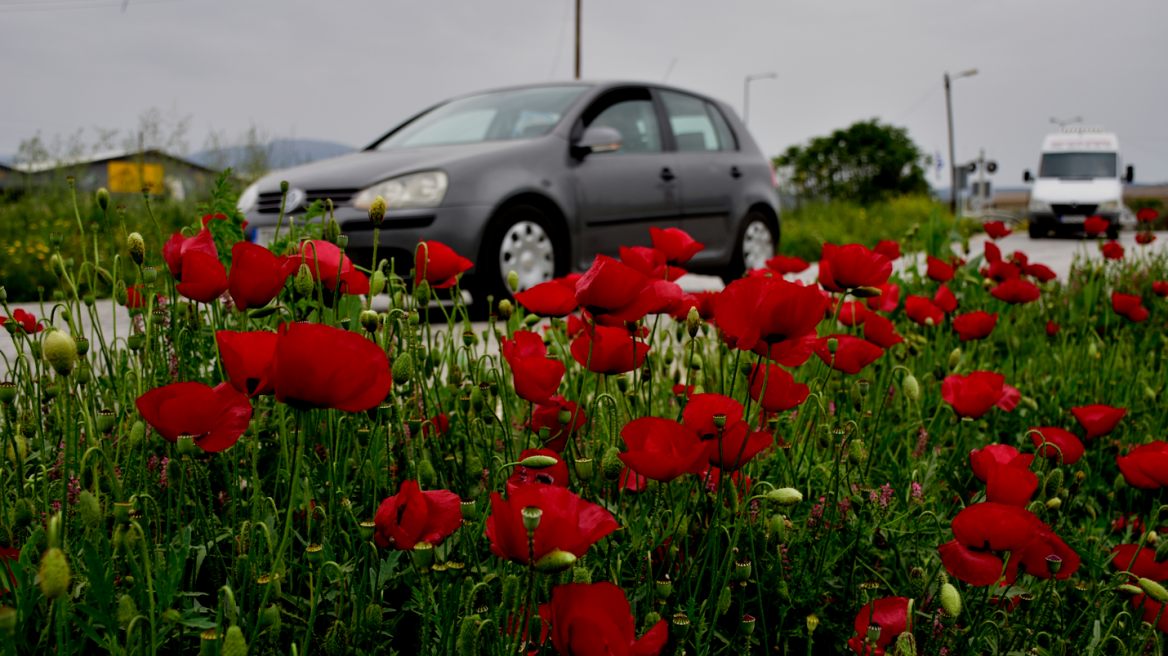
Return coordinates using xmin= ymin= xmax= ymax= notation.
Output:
xmin=507 ymin=448 xmax=570 ymax=496
xmin=299 ymin=240 xmax=370 ymax=295
xmin=984 ymin=221 xmax=1012 ymax=240
xmin=486 ymin=485 xmax=618 ymax=564
xmin=986 ymin=260 xmax=1023 ymax=282
xmin=939 ymin=502 xmax=1039 ymax=586
xmin=847 ymin=596 xmax=909 ymax=656
xmin=863 ymin=313 xmax=903 ymax=348
xmin=683 ymin=393 xmax=744 ymax=441
xmin=264 ymin=322 xmax=392 ymax=412
xmin=874 ymin=239 xmax=901 ymax=261
xmin=1007 ymin=523 xmax=1080 ymax=581
xmin=1155 ymin=281 xmax=1168 ymax=298
xmin=814 ymin=334 xmax=884 ymax=374
xmin=618 ymin=467 xmax=649 ymax=492
xmin=642 ymin=279 xmax=686 ymax=316
xmin=538 ymin=583 xmax=668 ymax=656
xmin=926 ymin=255 xmax=955 ymax=283
xmin=1131 ymin=595 xmax=1168 ymax=634
xmin=1024 ymin=263 xmax=1057 ymax=282
xmin=1112 ymin=292 xmax=1147 ymax=322
xmin=933 ymin=285 xmax=958 ymax=313
xmin=372 ymin=480 xmax=462 ymax=550
xmin=650 ymin=226 xmax=704 ymax=265
xmin=1138 ymin=232 xmax=1158 ymax=246
xmin=748 ymin=364 xmax=810 ymax=413
xmin=162 ymin=228 xmax=218 ymax=278
xmin=502 ymin=330 xmax=565 ymax=405
xmin=1029 ymin=426 xmax=1084 ymax=464
xmin=838 ymin=301 xmax=867 ymax=326
xmin=619 ymin=417 xmax=706 ymax=482
xmin=819 ymin=243 xmax=892 ymax=292
xmin=765 ymin=254 xmax=810 ymax=274
xmin=420 ymin=414 xmax=450 ymax=439
xmin=671 ymin=290 xmax=718 ymax=322
xmin=985 ymin=241 xmax=1002 ymax=264
xmin=414 ymin=240 xmax=473 ymax=289
xmin=574 ymin=255 xmax=659 ymax=322
xmin=953 ymin=311 xmax=997 ymax=342
xmin=620 ymin=245 xmax=684 ymax=281
xmin=570 ymin=325 xmax=649 ymax=375
xmin=1084 ymin=216 xmax=1109 ymax=237
xmin=713 ymin=276 xmax=829 ymax=359
xmin=135 ymin=381 xmax=252 ymax=452
xmin=984 ymin=458 xmax=1039 ymax=507
xmin=991 ymin=279 xmax=1041 ymax=304
xmin=1116 ymin=441 xmax=1168 ymax=489
xmin=1138 ymin=208 xmax=1160 ymax=223
xmin=1071 ymin=404 xmax=1126 ymax=439
xmin=969 ymin=444 xmax=1034 ymax=482
xmin=1 ymin=309 xmax=44 ymax=334
xmin=746 ymin=268 xmax=778 ymax=278
xmin=175 ymin=251 xmax=229 ymax=303
xmin=228 ymin=242 xmax=297 ymax=311
xmin=942 ymin=371 xmax=1014 ymax=419
xmin=703 ymin=423 xmax=773 ymax=472
xmin=865 ymin=283 xmax=899 ymax=312
xmin=1046 ymin=321 xmax=1060 ymax=336
xmin=672 ymin=383 xmax=695 ymax=396
xmin=905 ymin=295 xmax=944 ymax=326
xmin=1102 ymin=240 xmax=1124 ymax=260
xmin=124 ymin=285 xmax=152 ymax=310
xmin=514 ymin=281 xmax=580 ymax=317
xmin=216 ymin=330 xmax=278 ymax=396
xmin=529 ymin=395 xmax=586 ymax=452
xmin=1113 ymin=544 xmax=1168 ymax=581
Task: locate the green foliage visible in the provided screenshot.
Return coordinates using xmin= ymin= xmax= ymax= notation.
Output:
xmin=775 ymin=118 xmax=931 ymax=204
xmin=778 ymin=195 xmax=952 ymax=260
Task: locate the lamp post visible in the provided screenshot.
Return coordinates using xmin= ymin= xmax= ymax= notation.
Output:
xmin=743 ymin=72 xmax=776 ymax=127
xmin=944 ymin=68 xmax=978 ymax=216
xmin=574 ymin=0 xmax=581 ymax=79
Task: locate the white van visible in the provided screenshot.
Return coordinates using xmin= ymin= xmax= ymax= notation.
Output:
xmin=1024 ymin=127 xmax=1133 ymax=238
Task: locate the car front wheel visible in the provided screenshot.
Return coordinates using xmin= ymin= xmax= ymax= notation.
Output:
xmin=719 ymin=211 xmax=777 ymax=284
xmin=471 ymin=204 xmax=567 ymax=318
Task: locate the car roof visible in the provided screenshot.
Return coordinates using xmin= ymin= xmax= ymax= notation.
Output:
xmin=438 ymin=80 xmax=729 ymax=107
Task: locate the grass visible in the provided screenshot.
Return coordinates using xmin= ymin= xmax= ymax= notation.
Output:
xmin=779 ymin=195 xmax=953 ymax=261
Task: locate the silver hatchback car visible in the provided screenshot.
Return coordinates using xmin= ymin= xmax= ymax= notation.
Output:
xmin=237 ymin=81 xmax=780 ymax=308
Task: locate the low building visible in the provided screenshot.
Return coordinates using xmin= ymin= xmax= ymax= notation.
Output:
xmin=5 ymin=149 xmax=216 ymax=200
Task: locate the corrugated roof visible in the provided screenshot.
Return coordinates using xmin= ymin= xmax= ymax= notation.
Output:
xmin=12 ymin=149 xmax=215 ymax=174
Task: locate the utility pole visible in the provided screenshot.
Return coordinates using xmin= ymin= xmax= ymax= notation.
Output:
xmin=944 ymin=69 xmax=977 ymax=217
xmin=743 ymin=72 xmax=776 ymax=127
xmin=574 ymin=0 xmax=581 ymax=79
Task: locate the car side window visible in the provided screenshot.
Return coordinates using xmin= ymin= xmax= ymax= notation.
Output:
xmin=706 ymin=102 xmax=738 ymax=151
xmin=660 ymin=91 xmax=720 ymax=152
xmin=581 ymin=89 xmax=662 ymax=154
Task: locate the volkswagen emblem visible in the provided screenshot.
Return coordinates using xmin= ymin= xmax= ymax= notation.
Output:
xmin=285 ymin=188 xmax=306 ymax=211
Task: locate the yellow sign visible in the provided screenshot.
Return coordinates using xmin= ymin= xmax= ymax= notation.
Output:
xmin=108 ymin=161 xmax=164 ymax=194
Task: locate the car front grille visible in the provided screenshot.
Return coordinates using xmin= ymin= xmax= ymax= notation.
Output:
xmin=256 ymin=188 xmax=360 ymax=214
xmin=1051 ymin=204 xmax=1098 ymax=216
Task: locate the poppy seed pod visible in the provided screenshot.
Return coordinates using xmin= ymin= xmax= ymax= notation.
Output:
xmin=656 ymin=578 xmax=673 ymax=599
xmin=735 ymin=559 xmax=752 ymax=581
xmin=43 ymin=330 xmax=77 ymax=376
xmin=38 ymin=547 xmax=70 ymax=599
xmin=574 ymin=458 xmax=593 ymax=481
xmin=411 ymin=541 xmax=435 ymax=570
xmin=127 ymin=232 xmax=146 ymax=265
xmin=0 ymin=382 xmax=15 ymax=406
xmin=940 ymin=582 xmax=962 ymax=618
xmin=368 ymin=195 xmax=386 ymax=226
xmin=460 ymin=500 xmax=476 ymax=521
xmin=867 ymin=621 xmax=882 ymax=644
xmin=521 ymin=506 xmax=543 ymax=534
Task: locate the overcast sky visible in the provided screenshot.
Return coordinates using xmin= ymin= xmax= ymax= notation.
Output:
xmin=3 ymin=0 xmax=1167 ymax=188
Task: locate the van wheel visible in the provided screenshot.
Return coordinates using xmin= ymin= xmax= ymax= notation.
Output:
xmin=470 ymin=204 xmax=568 ymax=319
xmin=719 ymin=211 xmax=777 ymax=284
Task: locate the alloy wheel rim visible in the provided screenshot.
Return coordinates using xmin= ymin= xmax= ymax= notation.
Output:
xmin=742 ymin=220 xmax=774 ymax=271
xmin=499 ymin=220 xmax=555 ymax=292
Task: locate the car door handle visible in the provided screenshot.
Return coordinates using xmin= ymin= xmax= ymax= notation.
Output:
xmin=730 ymin=166 xmax=742 ymax=179
xmin=660 ymin=167 xmax=675 ymax=182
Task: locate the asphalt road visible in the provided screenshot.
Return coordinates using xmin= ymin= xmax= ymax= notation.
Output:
xmin=3 ymin=230 xmax=1163 ymax=374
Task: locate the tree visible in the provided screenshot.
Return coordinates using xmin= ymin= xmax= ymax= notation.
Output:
xmin=774 ymin=119 xmax=931 ymax=205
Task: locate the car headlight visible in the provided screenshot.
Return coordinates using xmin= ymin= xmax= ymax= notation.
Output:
xmin=1096 ymin=200 xmax=1121 ymax=212
xmin=237 ymin=183 xmax=259 ymax=214
xmin=1028 ymin=199 xmax=1051 ymax=213
xmin=352 ymin=171 xmax=448 ymax=211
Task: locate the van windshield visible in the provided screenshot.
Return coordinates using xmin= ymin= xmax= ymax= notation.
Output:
xmin=1039 ymin=153 xmax=1117 ymax=179
xmin=374 ymin=87 xmax=589 ymax=150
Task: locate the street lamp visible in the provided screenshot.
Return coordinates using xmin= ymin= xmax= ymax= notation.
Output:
xmin=743 ymin=72 xmax=777 ymax=127
xmin=944 ymin=68 xmax=978 ymax=216
xmin=1050 ymin=116 xmax=1082 ymax=128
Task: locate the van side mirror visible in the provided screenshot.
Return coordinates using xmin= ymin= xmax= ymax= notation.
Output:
xmin=1125 ymin=165 xmax=1134 ymax=183
xmin=572 ymin=126 xmax=623 ymax=159
xmin=1023 ymin=170 xmax=1033 ymax=183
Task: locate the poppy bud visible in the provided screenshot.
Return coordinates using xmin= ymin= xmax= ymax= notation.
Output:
xmin=518 ymin=454 xmax=558 ymax=469
xmin=852 ymin=285 xmax=883 ymax=298
xmin=470 ymin=386 xmax=484 ymax=412
xmin=903 ymin=374 xmax=921 ymax=402
xmin=940 ymin=582 xmax=962 ymax=618
xmin=0 ymin=605 xmax=15 ymax=637
xmin=497 ymin=298 xmax=513 ymax=319
xmin=360 ymin=310 xmax=379 ymax=333
xmin=640 ymin=611 xmax=661 ymax=633
xmin=392 ymin=352 xmax=414 ymax=385
xmin=368 ymin=195 xmax=387 ymax=226
xmin=417 ymin=459 xmax=437 ymax=487
xmin=769 ymin=514 xmax=788 ymax=543
xmin=6 ymin=433 xmax=26 ymax=466
xmin=1087 ymin=342 xmax=1098 ymax=359
xmin=294 ymin=263 xmax=314 ymax=296
xmin=602 ymin=447 xmax=623 ymax=480
xmin=78 ymin=491 xmax=102 ymax=531
xmin=127 ymin=232 xmax=146 ymax=265
xmin=847 ymin=439 xmax=864 ymax=465
xmin=735 ymin=559 xmax=752 ymax=581
xmin=415 ymin=280 xmax=432 ymax=307
xmin=411 ymin=541 xmax=435 ymax=570
xmin=568 ymin=567 xmax=591 ymax=585
xmin=44 ymin=330 xmax=77 ymax=376
xmin=521 ymin=507 xmax=543 ymax=534
xmin=501 ymin=574 xmax=519 ymax=613
xmin=221 ymin=625 xmax=247 ymax=656
xmin=1140 ymin=578 xmax=1168 ymax=604
xmin=947 ymin=347 xmax=962 ymax=372
xmin=505 ymin=270 xmax=520 ymax=293
xmin=717 ymin=586 xmax=732 ymax=616
xmin=39 ymin=547 xmax=70 ymax=599
xmin=1045 ymin=497 xmax=1061 ymax=511
xmin=1044 ymin=469 xmax=1064 ymax=499
xmin=535 ymin=548 xmax=576 ymax=573
xmin=769 ymin=487 xmax=803 ymax=506
xmin=686 ymin=306 xmax=701 ymax=337
xmin=114 ymin=280 xmax=129 ymax=306
xmin=50 ymin=253 xmax=66 ymax=277
xmin=129 ymin=421 xmax=145 ymax=447
xmin=14 ymin=499 xmax=34 ymax=528
xmin=806 ymin=613 xmax=819 ymax=633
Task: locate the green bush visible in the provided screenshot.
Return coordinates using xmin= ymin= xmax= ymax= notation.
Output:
xmin=779 ymin=195 xmax=953 ymax=261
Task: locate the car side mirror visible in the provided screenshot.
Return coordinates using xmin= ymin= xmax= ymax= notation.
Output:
xmin=1125 ymin=165 xmax=1134 ymax=183
xmin=572 ymin=126 xmax=623 ymax=159
xmin=1023 ymin=170 xmax=1033 ymax=183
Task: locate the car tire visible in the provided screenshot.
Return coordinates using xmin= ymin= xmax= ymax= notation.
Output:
xmin=1106 ymin=227 xmax=1119 ymax=240
xmin=470 ymin=204 xmax=568 ymax=320
xmin=1028 ymin=222 xmax=1044 ymax=239
xmin=718 ymin=210 xmax=778 ymax=284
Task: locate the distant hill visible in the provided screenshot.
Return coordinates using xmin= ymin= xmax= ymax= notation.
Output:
xmin=188 ymin=139 xmax=355 ymax=171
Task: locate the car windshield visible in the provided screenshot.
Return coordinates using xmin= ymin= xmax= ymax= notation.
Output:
xmin=1039 ymin=152 xmax=1117 ymax=179
xmin=374 ymin=86 xmax=589 ymax=150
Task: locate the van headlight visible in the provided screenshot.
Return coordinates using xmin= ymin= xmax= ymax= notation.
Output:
xmin=352 ymin=171 xmax=448 ymax=210
xmin=237 ymin=183 xmax=260 ymax=214
xmin=1028 ymin=199 xmax=1051 ymax=213
xmin=1096 ymin=200 xmax=1121 ymax=212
